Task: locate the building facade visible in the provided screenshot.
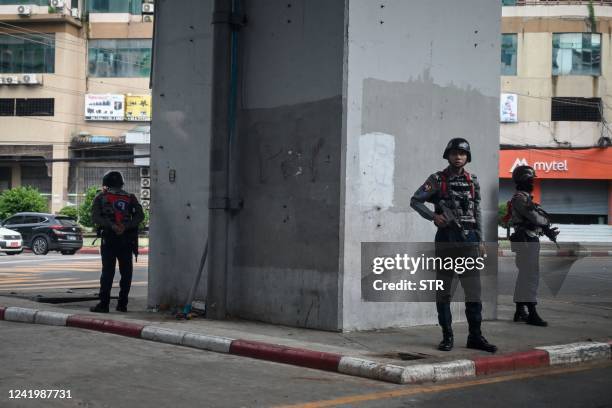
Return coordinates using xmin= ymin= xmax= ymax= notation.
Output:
xmin=0 ymin=0 xmax=152 ymax=213
xmin=500 ymin=0 xmax=612 ymax=224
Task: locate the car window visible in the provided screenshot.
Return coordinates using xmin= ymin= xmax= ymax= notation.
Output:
xmin=23 ymin=216 xmax=41 ymax=224
xmin=4 ymin=216 xmax=23 ymax=226
xmin=56 ymin=217 xmax=78 ymax=227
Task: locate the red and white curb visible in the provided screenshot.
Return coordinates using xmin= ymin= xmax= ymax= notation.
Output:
xmin=498 ymin=249 xmax=612 ymax=257
xmin=1 ymin=305 xmax=610 ymax=384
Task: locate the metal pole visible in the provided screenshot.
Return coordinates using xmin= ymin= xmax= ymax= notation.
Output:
xmin=207 ymin=0 xmax=233 ymax=319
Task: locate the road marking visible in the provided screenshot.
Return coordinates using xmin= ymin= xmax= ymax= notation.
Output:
xmin=275 ymin=363 xmax=612 ymax=408
xmin=0 ymin=256 xmax=101 ymax=265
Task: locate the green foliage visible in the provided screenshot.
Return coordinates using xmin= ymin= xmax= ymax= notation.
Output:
xmin=498 ymin=202 xmax=510 ymax=228
xmin=0 ymin=186 xmax=48 ymax=220
xmin=588 ymin=1 xmax=597 ymax=33
xmin=58 ymin=206 xmax=79 ymax=220
xmin=140 ymin=208 xmax=150 ymax=231
xmin=78 ymin=186 xmax=100 ymax=228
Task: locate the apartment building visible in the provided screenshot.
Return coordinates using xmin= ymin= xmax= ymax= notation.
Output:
xmin=500 ymin=0 xmax=612 ymax=224
xmin=0 ymin=0 xmax=152 ymax=212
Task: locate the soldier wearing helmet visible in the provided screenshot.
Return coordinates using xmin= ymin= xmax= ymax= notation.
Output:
xmin=411 ymin=138 xmax=497 ymax=353
xmin=508 ymin=165 xmax=558 ymax=326
xmin=89 ymin=171 xmax=144 ymax=313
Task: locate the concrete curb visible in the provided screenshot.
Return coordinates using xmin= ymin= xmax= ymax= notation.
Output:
xmin=498 ymin=249 xmax=612 ymax=257
xmin=1 ymin=305 xmax=611 ymax=385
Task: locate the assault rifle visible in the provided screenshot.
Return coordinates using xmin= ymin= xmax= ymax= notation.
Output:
xmin=533 ymin=203 xmax=560 ymax=248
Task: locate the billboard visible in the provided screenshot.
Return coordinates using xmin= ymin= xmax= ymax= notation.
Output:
xmin=500 ymin=93 xmax=518 ymax=123
xmin=125 ymin=95 xmax=152 ymax=121
xmin=85 ymin=94 xmax=125 ymax=121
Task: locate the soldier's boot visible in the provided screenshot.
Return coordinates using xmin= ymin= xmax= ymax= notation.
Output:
xmin=438 ymin=327 xmax=454 ymax=351
xmin=89 ymin=303 xmax=109 ymax=313
xmin=436 ymin=302 xmax=453 ymax=351
xmin=466 ymin=334 xmax=498 ymax=353
xmin=465 ymin=302 xmax=497 ymax=353
xmin=526 ymin=303 xmax=548 ymax=327
xmin=513 ymin=302 xmax=528 ymax=322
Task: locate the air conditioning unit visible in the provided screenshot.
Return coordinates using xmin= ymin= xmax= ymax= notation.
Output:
xmin=17 ymin=5 xmax=33 ymax=16
xmin=143 ymin=15 xmax=154 ymax=23
xmin=140 ymin=188 xmax=150 ymax=199
xmin=142 ymin=3 xmax=154 ymax=13
xmin=140 ymin=167 xmax=150 ymax=178
xmin=1 ymin=76 xmax=20 ymax=85
xmin=141 ymin=199 xmax=150 ymax=209
xmin=21 ymin=74 xmax=40 ymax=85
xmin=49 ymin=0 xmax=65 ymax=9
xmin=140 ymin=178 xmax=151 ymax=188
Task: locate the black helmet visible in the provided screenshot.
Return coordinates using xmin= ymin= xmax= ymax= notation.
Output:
xmin=443 ymin=138 xmax=471 ymax=162
xmin=102 ymin=171 xmax=124 ymax=188
xmin=512 ymin=165 xmax=536 ymax=185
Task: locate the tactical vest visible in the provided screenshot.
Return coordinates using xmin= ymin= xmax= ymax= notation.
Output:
xmin=435 ymin=169 xmax=477 ymax=226
xmin=101 ymin=191 xmax=137 ymax=228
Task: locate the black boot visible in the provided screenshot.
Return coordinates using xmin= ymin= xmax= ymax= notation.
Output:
xmin=514 ymin=302 xmax=528 ymax=322
xmin=466 ymin=334 xmax=497 ymax=353
xmin=526 ymin=303 xmax=548 ymax=327
xmin=438 ymin=327 xmax=454 ymax=351
xmin=89 ymin=303 xmax=109 ymax=313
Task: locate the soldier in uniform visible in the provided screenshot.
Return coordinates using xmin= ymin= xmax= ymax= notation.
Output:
xmin=90 ymin=171 xmax=144 ymax=313
xmin=411 ymin=138 xmax=497 ymax=353
xmin=509 ymin=165 xmax=557 ymax=326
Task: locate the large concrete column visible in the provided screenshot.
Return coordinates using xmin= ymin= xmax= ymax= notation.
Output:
xmin=51 ymin=145 xmax=69 ymax=213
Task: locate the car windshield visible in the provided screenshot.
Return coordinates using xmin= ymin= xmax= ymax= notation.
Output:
xmin=56 ymin=217 xmax=78 ymax=227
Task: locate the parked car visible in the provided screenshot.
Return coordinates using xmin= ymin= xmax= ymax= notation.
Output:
xmin=1 ymin=212 xmax=83 ymax=255
xmin=0 ymin=226 xmax=23 ymax=255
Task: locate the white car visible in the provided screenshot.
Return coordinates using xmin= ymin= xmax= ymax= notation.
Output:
xmin=0 ymin=226 xmax=23 ymax=255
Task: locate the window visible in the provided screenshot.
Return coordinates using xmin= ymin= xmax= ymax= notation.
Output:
xmin=0 ymin=33 xmax=55 ymax=74
xmin=88 ymin=0 xmax=142 ymax=14
xmin=4 ymin=216 xmax=22 ymax=226
xmin=0 ymin=98 xmax=14 ymax=116
xmin=551 ymin=97 xmax=601 ymax=122
xmin=88 ymin=39 xmax=152 ymax=77
xmin=16 ymin=98 xmax=54 ymax=116
xmin=502 ymin=0 xmax=517 ymax=5
xmin=501 ymin=34 xmax=517 ymax=75
xmin=552 ymin=33 xmax=601 ymax=76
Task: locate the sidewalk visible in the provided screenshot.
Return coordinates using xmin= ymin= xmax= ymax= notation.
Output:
xmin=1 ymin=293 xmax=610 ymax=384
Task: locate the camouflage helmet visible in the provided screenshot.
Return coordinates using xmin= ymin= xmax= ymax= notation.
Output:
xmin=102 ymin=171 xmax=124 ymax=188
xmin=442 ymin=138 xmax=471 ymax=162
xmin=512 ymin=165 xmax=536 ymax=185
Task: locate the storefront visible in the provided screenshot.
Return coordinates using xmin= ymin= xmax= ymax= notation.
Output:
xmin=499 ymin=148 xmax=612 ymax=225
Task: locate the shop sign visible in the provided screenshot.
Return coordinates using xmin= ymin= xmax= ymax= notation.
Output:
xmin=125 ymin=95 xmax=152 ymax=121
xmin=85 ymin=94 xmax=125 ymax=121
xmin=500 ymin=93 xmax=518 ymax=123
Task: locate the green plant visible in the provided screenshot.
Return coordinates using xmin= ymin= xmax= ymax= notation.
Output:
xmin=0 ymin=186 xmax=48 ymax=220
xmin=588 ymin=1 xmax=597 ymax=33
xmin=498 ymin=202 xmax=510 ymax=229
xmin=58 ymin=206 xmax=79 ymax=220
xmin=140 ymin=208 xmax=150 ymax=231
xmin=78 ymin=186 xmax=100 ymax=228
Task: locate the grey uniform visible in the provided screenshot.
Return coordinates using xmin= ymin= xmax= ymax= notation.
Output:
xmin=510 ymin=191 xmax=549 ymax=303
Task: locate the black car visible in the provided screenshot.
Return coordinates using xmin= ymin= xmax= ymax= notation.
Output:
xmin=1 ymin=212 xmax=83 ymax=255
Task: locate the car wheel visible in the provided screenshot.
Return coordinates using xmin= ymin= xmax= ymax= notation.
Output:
xmin=61 ymin=250 xmax=76 ymax=255
xmin=31 ymin=236 xmax=49 ymax=255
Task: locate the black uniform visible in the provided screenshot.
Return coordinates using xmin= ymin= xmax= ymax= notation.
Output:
xmin=411 ymin=167 xmax=484 ymax=335
xmin=91 ymin=188 xmax=144 ymax=311
xmin=510 ymin=190 xmax=549 ymax=304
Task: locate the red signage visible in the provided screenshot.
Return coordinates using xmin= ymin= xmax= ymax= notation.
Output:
xmin=499 ymin=148 xmax=612 ymax=180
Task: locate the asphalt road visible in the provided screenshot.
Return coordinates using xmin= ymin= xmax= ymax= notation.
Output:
xmin=0 ymin=320 xmax=610 ymax=408
xmin=0 ymin=252 xmax=148 ymax=293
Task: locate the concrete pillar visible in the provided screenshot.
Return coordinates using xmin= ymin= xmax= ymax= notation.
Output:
xmin=10 ymin=164 xmax=21 ymax=188
xmin=51 ymin=145 xmax=69 ymax=213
